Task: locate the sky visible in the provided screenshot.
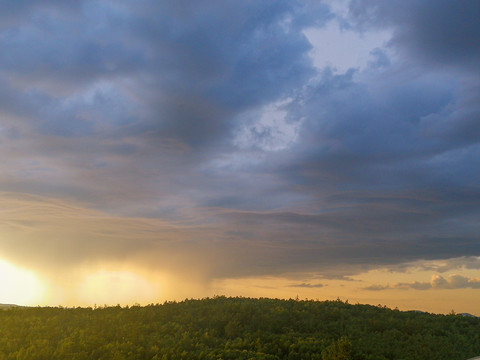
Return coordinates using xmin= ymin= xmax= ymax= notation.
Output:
xmin=0 ymin=0 xmax=479 ymax=314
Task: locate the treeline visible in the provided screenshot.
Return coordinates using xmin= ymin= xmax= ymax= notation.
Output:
xmin=0 ymin=297 xmax=479 ymax=359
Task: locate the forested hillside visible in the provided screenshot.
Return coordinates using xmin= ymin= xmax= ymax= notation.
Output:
xmin=0 ymin=297 xmax=479 ymax=360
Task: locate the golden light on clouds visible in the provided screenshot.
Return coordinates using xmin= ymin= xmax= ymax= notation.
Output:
xmin=209 ymin=263 xmax=480 ymax=316
xmin=0 ymin=258 xmax=46 ymax=305
xmin=1 ymin=191 xmax=480 ymax=315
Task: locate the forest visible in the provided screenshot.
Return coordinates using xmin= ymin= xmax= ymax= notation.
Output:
xmin=0 ymin=296 xmax=479 ymax=360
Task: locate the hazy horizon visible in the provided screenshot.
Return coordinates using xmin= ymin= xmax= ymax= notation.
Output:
xmin=0 ymin=0 xmax=479 ymax=315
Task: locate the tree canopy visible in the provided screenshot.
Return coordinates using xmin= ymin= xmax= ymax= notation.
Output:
xmin=0 ymin=297 xmax=478 ymax=359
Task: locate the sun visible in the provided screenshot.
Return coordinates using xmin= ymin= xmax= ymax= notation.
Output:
xmin=0 ymin=258 xmax=46 ymax=306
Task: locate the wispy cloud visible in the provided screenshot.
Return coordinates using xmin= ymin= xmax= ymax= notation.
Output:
xmin=363 ymin=284 xmax=389 ymax=291
xmin=288 ymin=283 xmax=324 ymax=288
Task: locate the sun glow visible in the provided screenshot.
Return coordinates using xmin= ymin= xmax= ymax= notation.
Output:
xmin=77 ymin=269 xmax=163 ymax=306
xmin=0 ymin=259 xmax=46 ymax=306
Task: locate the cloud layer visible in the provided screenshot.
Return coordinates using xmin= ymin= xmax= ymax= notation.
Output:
xmin=0 ymin=0 xmax=479 ymax=286
xmin=365 ymin=274 xmax=480 ymax=291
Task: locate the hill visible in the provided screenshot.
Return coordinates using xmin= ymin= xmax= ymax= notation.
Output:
xmin=0 ymin=303 xmax=19 ymax=309
xmin=0 ymin=297 xmax=479 ymax=359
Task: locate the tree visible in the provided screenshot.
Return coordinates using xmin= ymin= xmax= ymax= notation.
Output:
xmin=322 ymin=337 xmax=352 ymax=360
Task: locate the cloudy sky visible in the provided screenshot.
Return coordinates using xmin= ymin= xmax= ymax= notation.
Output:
xmin=1 ymin=0 xmax=480 ymax=314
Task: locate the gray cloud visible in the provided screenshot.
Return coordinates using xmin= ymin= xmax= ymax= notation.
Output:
xmin=365 ymin=275 xmax=480 ymax=291
xmin=133 ymin=0 xmax=326 ymax=149
xmin=363 ymin=284 xmax=389 ymax=291
xmin=423 ymin=257 xmax=480 ymax=273
xmin=288 ymin=283 xmax=324 ymax=288
xmin=0 ymin=0 xmax=479 ymax=285
xmin=349 ymin=0 xmax=480 ymax=70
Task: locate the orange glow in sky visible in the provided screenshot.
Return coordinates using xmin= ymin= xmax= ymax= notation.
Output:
xmin=0 ymin=259 xmax=46 ymax=306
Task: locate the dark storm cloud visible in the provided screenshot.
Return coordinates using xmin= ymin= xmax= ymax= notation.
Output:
xmin=227 ymin=0 xmax=480 ymax=275
xmin=0 ymin=2 xmax=140 ymax=89
xmin=128 ymin=0 xmax=325 ymax=148
xmin=349 ymin=0 xmax=480 ymax=70
xmin=0 ymin=0 xmax=326 ymax=146
xmin=0 ymin=0 xmax=479 ymax=283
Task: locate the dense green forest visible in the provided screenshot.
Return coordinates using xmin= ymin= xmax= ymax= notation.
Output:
xmin=0 ymin=297 xmax=479 ymax=360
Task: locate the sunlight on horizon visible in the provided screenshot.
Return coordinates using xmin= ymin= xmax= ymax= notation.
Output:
xmin=76 ymin=269 xmax=163 ymax=306
xmin=0 ymin=258 xmax=46 ymax=306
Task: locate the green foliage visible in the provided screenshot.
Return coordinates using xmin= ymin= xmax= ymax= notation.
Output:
xmin=322 ymin=337 xmax=352 ymax=360
xmin=0 ymin=297 xmax=478 ymax=359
